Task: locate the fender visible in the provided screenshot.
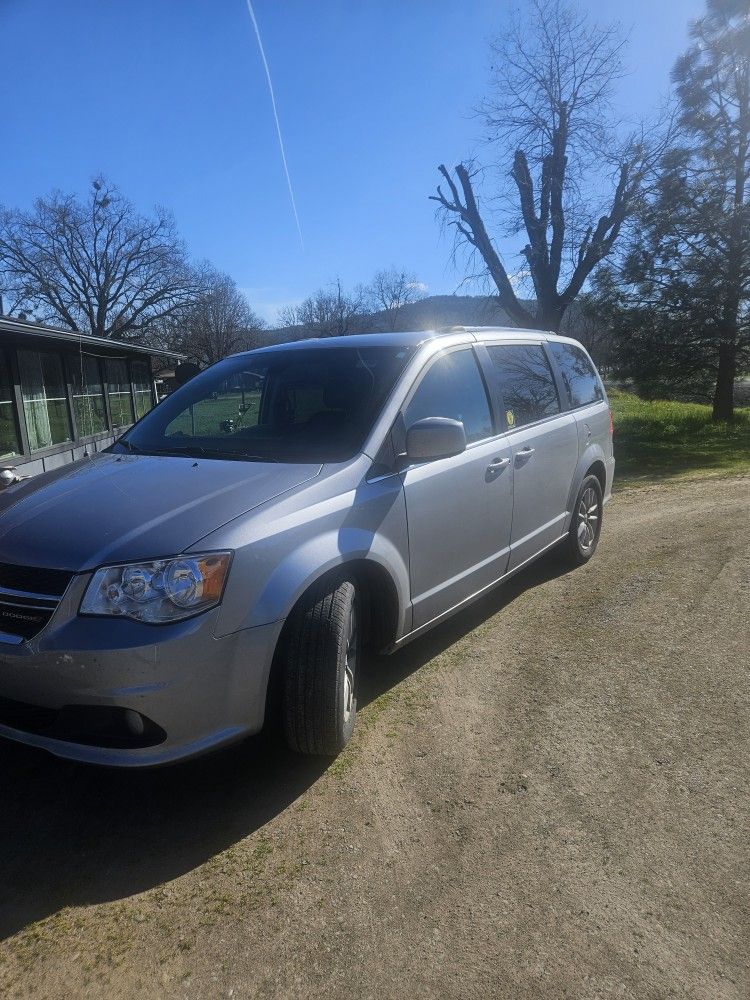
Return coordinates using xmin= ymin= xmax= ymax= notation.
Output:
xmin=248 ymin=529 xmax=410 ymax=638
xmin=203 ymin=464 xmax=411 ymax=639
xmin=564 ymin=442 xmax=608 ymax=531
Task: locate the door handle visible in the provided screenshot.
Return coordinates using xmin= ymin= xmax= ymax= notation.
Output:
xmin=485 ymin=456 xmax=510 ymax=481
xmin=515 ymin=446 xmax=535 ymax=466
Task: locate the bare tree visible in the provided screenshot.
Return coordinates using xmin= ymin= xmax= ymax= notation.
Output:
xmin=0 ymin=176 xmax=195 ymax=339
xmin=279 ymin=279 xmax=366 ymax=337
xmin=156 ymin=266 xmax=265 ymax=366
xmin=558 ymin=295 xmax=615 ymax=372
xmin=431 ymin=0 xmax=653 ymax=331
xmin=0 ymin=286 xmax=26 ymax=319
xmin=366 ymin=267 xmax=425 ymax=331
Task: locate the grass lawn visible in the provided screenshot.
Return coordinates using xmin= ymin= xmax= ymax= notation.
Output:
xmin=609 ymin=388 xmax=750 ymax=484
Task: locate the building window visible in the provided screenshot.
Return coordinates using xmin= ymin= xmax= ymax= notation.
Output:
xmin=131 ymin=360 xmax=153 ymax=420
xmin=71 ymin=356 xmax=108 ymax=437
xmin=18 ymin=350 xmax=73 ymax=452
xmin=106 ymin=359 xmax=135 ymax=427
xmin=0 ymin=353 xmax=21 ymax=460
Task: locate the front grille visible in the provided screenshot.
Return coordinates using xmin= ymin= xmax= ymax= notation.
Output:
xmin=0 ymin=563 xmax=73 ymax=597
xmin=0 ymin=563 xmax=74 ymax=642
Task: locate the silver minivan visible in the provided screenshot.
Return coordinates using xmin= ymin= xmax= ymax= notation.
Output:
xmin=0 ymin=328 xmax=614 ymax=766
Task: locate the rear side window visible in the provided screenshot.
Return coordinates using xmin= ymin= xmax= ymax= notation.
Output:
xmin=548 ymin=342 xmax=604 ymax=408
xmin=486 ymin=344 xmax=560 ymax=429
xmin=404 ymin=349 xmax=493 ymax=443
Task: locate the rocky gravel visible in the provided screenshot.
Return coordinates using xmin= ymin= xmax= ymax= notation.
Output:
xmin=0 ymin=474 xmax=748 ymax=999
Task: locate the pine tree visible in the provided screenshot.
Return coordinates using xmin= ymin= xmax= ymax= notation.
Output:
xmin=614 ymin=1 xmax=750 ymax=418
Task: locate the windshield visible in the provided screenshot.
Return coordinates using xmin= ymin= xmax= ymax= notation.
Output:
xmin=118 ymin=345 xmax=415 ymax=464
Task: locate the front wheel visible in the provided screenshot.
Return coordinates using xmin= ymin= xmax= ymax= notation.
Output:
xmin=282 ymin=574 xmax=360 ymax=756
xmin=562 ymin=475 xmax=603 ymax=566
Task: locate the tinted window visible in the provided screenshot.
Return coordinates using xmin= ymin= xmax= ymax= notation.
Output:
xmin=486 ymin=344 xmax=560 ymax=428
xmin=106 ymin=359 xmax=135 ymax=427
xmin=404 ymin=349 xmax=492 ymax=443
xmin=164 ymin=369 xmax=263 ymax=439
xmin=18 ymin=350 xmax=73 ymax=451
xmin=0 ymin=353 xmax=20 ymax=460
xmin=72 ymin=356 xmax=108 ymax=436
xmin=132 ymin=360 xmax=154 ymax=420
xmin=548 ymin=341 xmax=604 ymax=408
xmin=123 ymin=345 xmax=415 ymax=464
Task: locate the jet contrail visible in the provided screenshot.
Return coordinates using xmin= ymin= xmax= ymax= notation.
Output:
xmin=245 ymin=0 xmax=304 ymax=251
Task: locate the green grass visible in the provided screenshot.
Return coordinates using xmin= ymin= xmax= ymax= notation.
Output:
xmin=609 ymin=388 xmax=750 ymax=483
xmin=166 ymin=391 xmax=261 ymax=437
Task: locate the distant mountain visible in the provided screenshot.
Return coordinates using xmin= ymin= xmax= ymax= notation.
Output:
xmin=263 ymin=294 xmax=542 ymax=344
xmin=369 ymin=294 xmax=529 ymax=331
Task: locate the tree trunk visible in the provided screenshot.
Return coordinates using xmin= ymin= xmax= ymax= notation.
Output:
xmin=712 ymin=343 xmax=736 ymax=421
xmin=535 ymin=302 xmax=565 ymax=332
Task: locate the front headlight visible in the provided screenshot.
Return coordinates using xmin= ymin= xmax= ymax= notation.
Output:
xmin=80 ymin=552 xmax=232 ymax=623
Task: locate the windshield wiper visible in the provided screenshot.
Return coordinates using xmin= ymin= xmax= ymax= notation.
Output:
xmin=118 ymin=439 xmax=142 ymax=454
xmin=150 ymin=445 xmax=278 ymax=462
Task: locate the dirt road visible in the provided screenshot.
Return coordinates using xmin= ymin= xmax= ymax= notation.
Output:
xmin=0 ymin=475 xmax=748 ymax=999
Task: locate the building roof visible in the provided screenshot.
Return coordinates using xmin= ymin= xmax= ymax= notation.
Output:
xmin=0 ymin=316 xmax=186 ymax=360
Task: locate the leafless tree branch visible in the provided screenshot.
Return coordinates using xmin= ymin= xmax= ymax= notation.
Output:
xmin=0 ymin=176 xmax=196 ymax=340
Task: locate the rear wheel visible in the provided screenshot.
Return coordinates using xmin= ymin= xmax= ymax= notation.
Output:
xmin=282 ymin=574 xmax=360 ymax=756
xmin=562 ymin=474 xmax=603 ymax=566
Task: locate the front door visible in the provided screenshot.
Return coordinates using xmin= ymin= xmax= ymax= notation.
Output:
xmin=484 ymin=343 xmax=579 ymax=570
xmin=400 ymin=348 xmax=513 ymax=630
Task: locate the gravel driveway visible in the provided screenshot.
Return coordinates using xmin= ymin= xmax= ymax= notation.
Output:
xmin=0 ymin=474 xmax=748 ymax=999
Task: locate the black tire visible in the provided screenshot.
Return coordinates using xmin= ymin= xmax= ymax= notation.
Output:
xmin=562 ymin=474 xmax=603 ymax=566
xmin=282 ymin=574 xmax=360 ymax=756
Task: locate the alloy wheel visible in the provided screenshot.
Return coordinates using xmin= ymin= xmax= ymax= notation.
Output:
xmin=577 ymin=486 xmax=600 ymax=553
xmin=343 ymin=598 xmax=358 ymax=723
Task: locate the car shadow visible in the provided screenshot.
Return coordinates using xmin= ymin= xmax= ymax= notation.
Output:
xmin=0 ymin=549 xmax=572 ymax=941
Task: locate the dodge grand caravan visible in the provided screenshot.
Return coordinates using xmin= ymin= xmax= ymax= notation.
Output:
xmin=0 ymin=328 xmax=614 ymax=765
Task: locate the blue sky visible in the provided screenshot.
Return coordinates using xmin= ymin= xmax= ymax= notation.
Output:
xmin=1 ymin=0 xmax=703 ymax=322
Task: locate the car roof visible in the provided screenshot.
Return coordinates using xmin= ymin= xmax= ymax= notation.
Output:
xmin=242 ymin=326 xmax=563 ymax=357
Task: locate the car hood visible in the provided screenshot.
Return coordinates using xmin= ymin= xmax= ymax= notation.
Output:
xmin=0 ymin=453 xmax=321 ymax=571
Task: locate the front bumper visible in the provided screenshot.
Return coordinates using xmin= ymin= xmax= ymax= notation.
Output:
xmin=0 ymin=577 xmax=284 ymax=766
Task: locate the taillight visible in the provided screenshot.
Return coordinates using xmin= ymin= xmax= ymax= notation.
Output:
xmin=609 ymin=409 xmax=614 ymax=436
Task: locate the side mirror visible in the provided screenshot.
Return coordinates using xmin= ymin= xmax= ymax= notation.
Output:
xmin=405 ymin=417 xmax=466 ymax=462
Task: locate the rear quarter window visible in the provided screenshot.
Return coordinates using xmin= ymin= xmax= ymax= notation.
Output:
xmin=548 ymin=342 xmax=604 ymax=408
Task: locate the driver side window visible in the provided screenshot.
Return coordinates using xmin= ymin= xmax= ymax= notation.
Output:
xmin=404 ymin=349 xmax=493 ymax=444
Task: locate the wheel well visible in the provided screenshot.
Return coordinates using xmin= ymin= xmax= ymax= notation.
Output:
xmin=585 ymin=460 xmax=606 ymax=494
xmin=263 ymin=560 xmax=400 ymax=728
xmin=271 ymin=561 xmax=400 ymax=671
xmin=348 ymin=560 xmax=401 ymax=652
